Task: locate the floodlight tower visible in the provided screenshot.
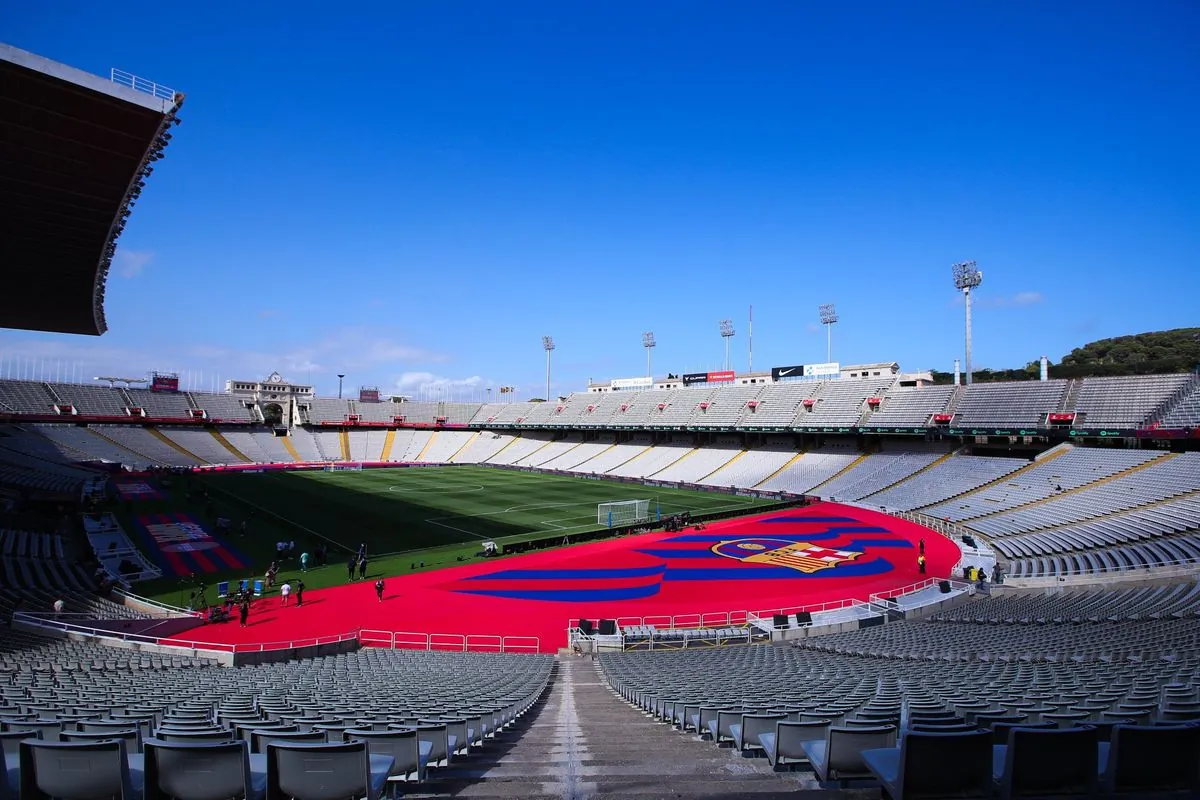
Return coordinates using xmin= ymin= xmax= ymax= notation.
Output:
xmin=337 ymin=374 xmax=345 ymax=399
xmin=642 ymin=331 xmax=656 ymax=378
xmin=819 ymin=303 xmax=838 ymax=363
xmin=542 ymin=336 xmax=555 ymax=402
xmin=952 ymin=261 xmax=984 ymax=385
xmin=719 ymin=319 xmax=735 ymax=371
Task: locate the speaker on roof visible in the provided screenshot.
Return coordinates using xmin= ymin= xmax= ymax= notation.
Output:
xmin=599 ymin=619 xmax=617 ymax=636
xmin=578 ymin=618 xmax=594 ymax=635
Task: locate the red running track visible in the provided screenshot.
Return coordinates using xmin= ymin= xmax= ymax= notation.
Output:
xmin=163 ymin=502 xmax=958 ymax=653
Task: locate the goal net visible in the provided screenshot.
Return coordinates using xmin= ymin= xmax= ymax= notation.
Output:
xmin=598 ymin=499 xmax=652 ymax=528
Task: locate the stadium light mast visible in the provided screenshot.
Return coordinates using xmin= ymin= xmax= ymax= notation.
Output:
xmin=819 ymin=304 xmax=838 ymax=363
xmin=642 ymin=331 xmax=656 ymax=378
xmin=719 ymin=319 xmax=735 ymax=371
xmin=337 ymin=374 xmax=345 ymax=399
xmin=542 ymin=336 xmax=555 ymax=402
xmin=952 ymin=260 xmax=984 ymax=385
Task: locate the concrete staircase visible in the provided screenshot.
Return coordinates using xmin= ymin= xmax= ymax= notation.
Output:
xmin=408 ymin=656 xmax=868 ymax=798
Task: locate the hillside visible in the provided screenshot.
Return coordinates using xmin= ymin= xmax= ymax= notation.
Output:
xmin=931 ymin=328 xmax=1200 ymax=383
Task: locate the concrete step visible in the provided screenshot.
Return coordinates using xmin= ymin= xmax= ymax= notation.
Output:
xmin=404 ymin=655 xmax=877 ymax=798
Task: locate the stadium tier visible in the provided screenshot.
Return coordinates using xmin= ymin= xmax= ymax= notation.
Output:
xmin=0 ymin=45 xmax=183 ymax=336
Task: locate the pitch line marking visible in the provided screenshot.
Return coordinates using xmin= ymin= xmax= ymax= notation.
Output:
xmin=386 ymin=484 xmax=486 ymax=495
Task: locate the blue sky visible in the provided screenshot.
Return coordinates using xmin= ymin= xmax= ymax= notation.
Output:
xmin=2 ymin=1 xmax=1197 ymax=400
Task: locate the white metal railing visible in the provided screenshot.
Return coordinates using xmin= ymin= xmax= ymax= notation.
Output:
xmin=110 ymin=69 xmax=175 ymax=101
xmin=111 ymin=589 xmax=195 ymax=618
xmin=1003 ymin=559 xmax=1200 ymax=589
xmin=14 ymin=612 xmax=357 ymax=654
xmin=359 ymin=629 xmax=541 ymax=654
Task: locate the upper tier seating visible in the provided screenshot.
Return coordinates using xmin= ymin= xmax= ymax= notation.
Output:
xmin=187 ymin=392 xmax=256 ymax=422
xmin=865 ymin=385 xmax=958 ymax=426
xmin=1160 ymin=380 xmax=1200 ymax=428
xmin=0 ymin=381 xmax=55 ymax=413
xmin=49 ymin=383 xmax=127 ymax=416
xmin=799 ymin=378 xmax=896 ymax=426
xmin=1073 ymin=374 xmax=1193 ymax=428
xmin=954 ymin=380 xmax=1069 ymax=427
xmin=124 ymin=389 xmax=192 ymax=419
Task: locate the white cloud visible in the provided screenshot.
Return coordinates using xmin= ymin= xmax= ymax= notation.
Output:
xmin=113 ymin=248 xmax=154 ymax=279
xmin=805 ymin=323 xmax=821 ymax=334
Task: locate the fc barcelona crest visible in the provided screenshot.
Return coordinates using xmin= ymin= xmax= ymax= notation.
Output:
xmin=711 ymin=538 xmax=862 ymax=574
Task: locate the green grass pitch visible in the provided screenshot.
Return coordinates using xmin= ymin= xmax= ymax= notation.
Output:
xmin=138 ymin=465 xmax=774 ymax=603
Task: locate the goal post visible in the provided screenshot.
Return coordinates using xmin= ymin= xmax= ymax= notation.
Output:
xmin=597 ymin=499 xmax=655 ymax=529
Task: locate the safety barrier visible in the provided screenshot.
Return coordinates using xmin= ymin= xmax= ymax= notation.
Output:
xmin=359 ymin=629 xmax=540 ymax=654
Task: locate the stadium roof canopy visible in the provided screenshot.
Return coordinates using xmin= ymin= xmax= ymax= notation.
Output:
xmin=0 ymin=43 xmax=183 ymax=336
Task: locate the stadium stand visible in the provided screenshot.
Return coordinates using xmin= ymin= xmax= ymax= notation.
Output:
xmin=535 ymin=436 xmax=613 ymax=470
xmin=815 ymin=448 xmax=945 ymax=501
xmin=755 ymin=448 xmax=861 ymax=494
xmin=953 ymin=380 xmax=1069 ymax=427
xmin=698 ymin=445 xmax=798 ymax=488
xmin=124 ymin=388 xmax=193 ymax=419
xmin=450 ymin=431 xmax=519 ymax=464
xmin=1160 ymin=378 xmax=1200 ymax=428
xmin=861 ymin=453 xmax=1026 ymax=511
xmin=923 ymin=446 xmax=1163 ymax=522
xmin=285 ymin=425 xmax=323 ymax=461
xmin=1072 ymin=374 xmax=1194 ymax=428
xmin=187 ymin=391 xmax=256 ymax=423
xmin=963 ymin=453 xmax=1200 ymax=537
xmin=800 ymin=378 xmax=896 ymax=425
xmin=0 ymin=381 xmax=55 ymax=414
xmin=863 ymin=384 xmax=959 ymax=426
xmin=607 ymin=439 xmax=695 ymax=478
xmin=744 ymin=382 xmax=818 ymax=427
xmin=159 ymin=427 xmax=245 ymax=464
xmin=49 ymin=383 xmax=128 ymax=416
xmin=653 ymin=440 xmax=742 ymax=483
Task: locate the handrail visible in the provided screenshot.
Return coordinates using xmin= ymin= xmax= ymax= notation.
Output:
xmin=13 ymin=612 xmax=358 ymax=653
xmin=359 ymin=629 xmax=541 ymax=654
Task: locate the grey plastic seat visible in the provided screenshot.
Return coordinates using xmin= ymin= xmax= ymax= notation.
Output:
xmin=863 ymin=729 xmax=993 ymax=799
xmin=993 ymin=724 xmax=1099 ymax=800
xmin=343 ymin=728 xmax=431 ymax=792
xmin=266 ymin=741 xmax=392 ymax=800
xmin=143 ymin=738 xmax=260 ymax=800
xmin=19 ymin=739 xmax=134 ymax=800
xmin=60 ymin=728 xmax=142 ymax=753
xmin=802 ymin=725 xmax=898 ymax=785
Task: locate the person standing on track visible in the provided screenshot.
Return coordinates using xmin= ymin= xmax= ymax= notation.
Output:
xmin=347 ymin=554 xmax=357 ymax=581
xmin=375 ymin=578 xmax=385 ymax=602
xmin=280 ymin=580 xmax=292 ymax=606
xmin=239 ymin=599 xmax=249 ymax=627
xmin=295 ymin=579 xmax=305 ymax=607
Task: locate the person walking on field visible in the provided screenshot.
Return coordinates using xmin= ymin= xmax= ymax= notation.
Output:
xmin=300 ymin=551 xmax=309 ymax=573
xmin=359 ymin=556 xmax=368 ymax=581
xmin=347 ymin=555 xmax=357 ymax=581
xmin=375 ymin=579 xmax=385 ymax=602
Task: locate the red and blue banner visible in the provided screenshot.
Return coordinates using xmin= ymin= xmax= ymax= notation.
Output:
xmin=449 ymin=509 xmax=918 ymax=603
xmin=133 ymin=512 xmax=248 ymax=577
